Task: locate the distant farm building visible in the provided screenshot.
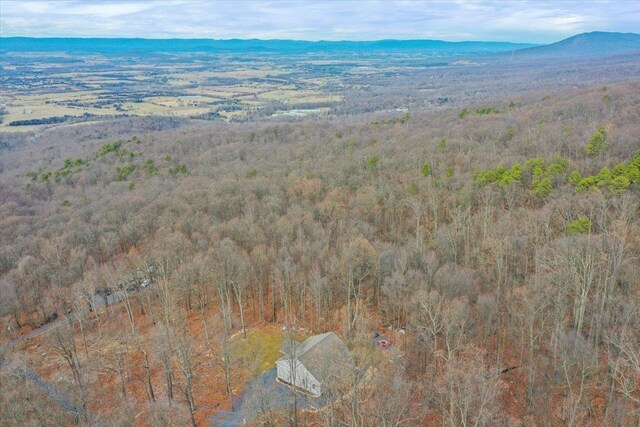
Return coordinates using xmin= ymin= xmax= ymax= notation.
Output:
xmin=276 ymin=332 xmax=352 ymax=396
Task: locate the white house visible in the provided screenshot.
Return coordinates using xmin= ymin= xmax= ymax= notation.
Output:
xmin=276 ymin=332 xmax=352 ymax=397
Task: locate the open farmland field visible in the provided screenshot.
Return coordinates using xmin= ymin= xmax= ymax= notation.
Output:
xmin=4 ymin=45 xmax=640 ymax=132
xmin=0 ymin=54 xmax=346 ymax=129
xmin=0 ymin=50 xmax=360 ymax=130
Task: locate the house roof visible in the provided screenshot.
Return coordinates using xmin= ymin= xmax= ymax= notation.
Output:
xmin=278 ymin=332 xmax=352 ymax=382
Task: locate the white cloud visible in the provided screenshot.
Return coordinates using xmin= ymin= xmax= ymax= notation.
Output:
xmin=0 ymin=0 xmax=638 ymax=42
xmin=63 ymin=2 xmax=157 ymax=17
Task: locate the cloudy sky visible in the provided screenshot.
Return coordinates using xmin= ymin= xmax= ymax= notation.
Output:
xmin=1 ymin=0 xmax=638 ymax=43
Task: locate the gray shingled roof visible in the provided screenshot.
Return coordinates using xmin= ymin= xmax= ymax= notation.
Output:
xmin=278 ymin=332 xmax=352 ymax=382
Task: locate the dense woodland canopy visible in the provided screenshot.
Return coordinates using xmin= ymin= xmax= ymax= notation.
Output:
xmin=1 ymin=80 xmax=639 ymax=426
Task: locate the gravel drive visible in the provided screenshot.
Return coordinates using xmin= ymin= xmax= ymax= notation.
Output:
xmin=211 ymin=368 xmax=330 ymax=426
xmin=0 ymin=358 xmax=106 ymax=425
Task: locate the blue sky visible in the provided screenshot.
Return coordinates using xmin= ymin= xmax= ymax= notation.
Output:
xmin=1 ymin=0 xmax=638 ymax=43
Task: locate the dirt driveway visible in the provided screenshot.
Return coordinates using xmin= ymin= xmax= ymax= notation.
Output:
xmin=210 ymin=368 xmax=329 ymax=426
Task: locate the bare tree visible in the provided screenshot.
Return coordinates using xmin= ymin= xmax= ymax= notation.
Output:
xmin=340 ymin=237 xmax=378 ymax=336
xmin=174 ymin=319 xmax=198 ymax=427
xmin=214 ymin=328 xmax=236 ymax=412
xmin=555 ymin=330 xmax=598 ymax=427
xmin=47 ymin=317 xmax=89 ymax=422
xmin=153 ymin=324 xmax=175 ymax=402
xmin=212 ymin=239 xmax=249 ymax=336
xmin=437 ymin=345 xmax=505 ymax=427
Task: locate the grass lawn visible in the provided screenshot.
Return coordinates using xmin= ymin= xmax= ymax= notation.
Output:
xmin=229 ymin=327 xmax=308 ymax=376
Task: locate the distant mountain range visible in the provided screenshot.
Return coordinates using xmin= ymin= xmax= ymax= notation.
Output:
xmin=1 ymin=32 xmax=638 ymax=57
xmin=0 ymin=37 xmax=535 ymax=55
xmin=512 ymin=31 xmax=640 ymax=58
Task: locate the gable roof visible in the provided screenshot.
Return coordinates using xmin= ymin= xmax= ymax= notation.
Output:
xmin=299 ymin=332 xmax=334 ymax=356
xmin=278 ymin=332 xmax=352 ymax=382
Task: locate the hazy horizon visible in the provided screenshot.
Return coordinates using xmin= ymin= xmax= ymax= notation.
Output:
xmin=0 ymin=34 xmax=541 ymax=43
xmin=2 ymin=0 xmax=639 ymax=44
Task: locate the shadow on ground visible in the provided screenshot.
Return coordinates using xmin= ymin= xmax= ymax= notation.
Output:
xmin=211 ymin=368 xmax=329 ymax=426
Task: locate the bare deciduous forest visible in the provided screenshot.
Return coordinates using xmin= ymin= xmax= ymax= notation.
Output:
xmin=1 ymin=36 xmax=640 ymax=426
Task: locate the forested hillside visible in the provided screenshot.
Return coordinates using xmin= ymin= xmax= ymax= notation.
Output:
xmin=1 ymin=81 xmax=639 ymax=426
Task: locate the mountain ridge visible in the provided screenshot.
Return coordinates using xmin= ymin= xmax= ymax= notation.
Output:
xmin=2 ymin=32 xmax=637 ymax=57
xmin=511 ymin=31 xmax=640 ymax=57
xmin=0 ymin=37 xmax=536 ymax=55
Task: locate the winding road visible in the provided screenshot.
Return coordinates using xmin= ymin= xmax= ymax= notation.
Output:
xmin=0 ymin=358 xmax=97 ymax=422
xmin=0 ymin=290 xmax=129 ymax=425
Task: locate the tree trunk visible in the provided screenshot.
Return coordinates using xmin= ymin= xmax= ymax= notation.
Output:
xmin=143 ymin=350 xmax=155 ymax=402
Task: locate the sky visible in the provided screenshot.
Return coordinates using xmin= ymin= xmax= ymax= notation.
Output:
xmin=1 ymin=0 xmax=639 ymax=43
